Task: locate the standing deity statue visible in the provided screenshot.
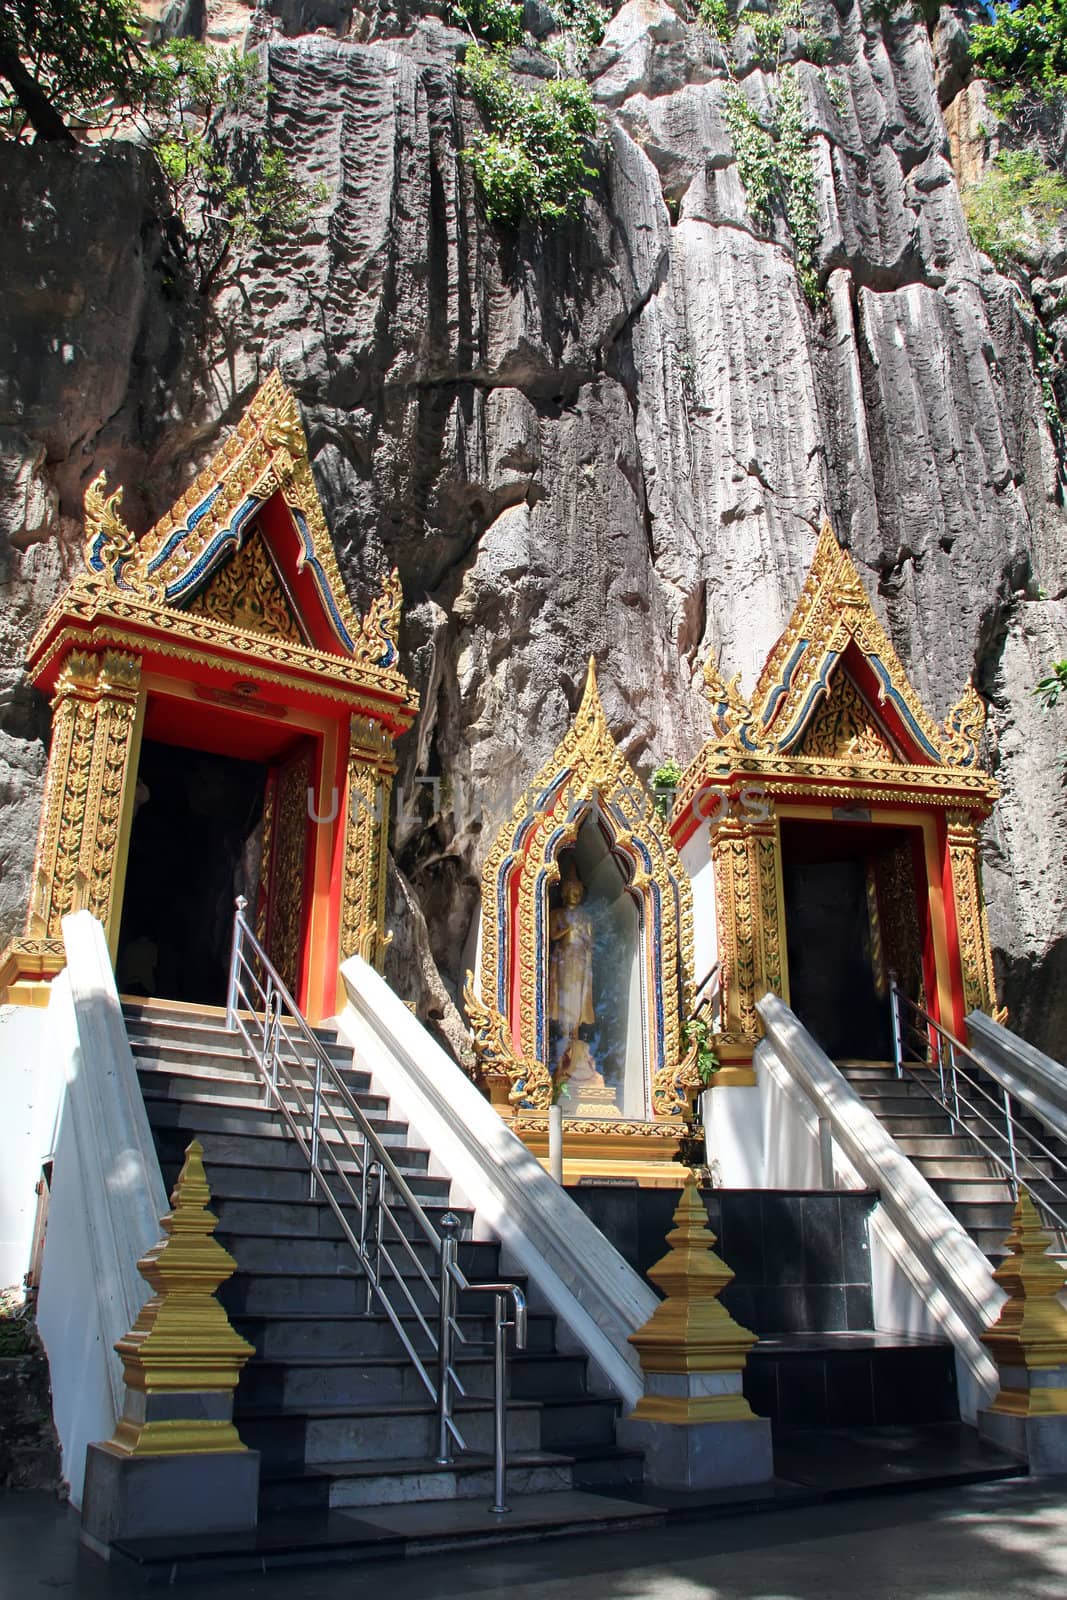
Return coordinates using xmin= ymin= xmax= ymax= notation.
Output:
xmin=548 ymin=861 xmax=596 ymax=1068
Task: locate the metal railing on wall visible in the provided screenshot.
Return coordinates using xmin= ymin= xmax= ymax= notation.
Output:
xmin=225 ymin=897 xmax=527 ymax=1513
xmin=891 ymin=982 xmax=1067 ymax=1244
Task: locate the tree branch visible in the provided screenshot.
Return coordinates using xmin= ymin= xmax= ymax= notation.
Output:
xmin=0 ymin=45 xmax=76 ymax=142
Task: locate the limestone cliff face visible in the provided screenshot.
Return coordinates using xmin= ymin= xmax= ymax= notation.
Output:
xmin=1 ymin=1 xmax=1065 ymax=1052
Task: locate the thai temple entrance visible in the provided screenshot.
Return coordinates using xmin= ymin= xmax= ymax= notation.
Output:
xmin=466 ymin=659 xmax=700 ymax=1184
xmin=0 ymin=375 xmax=419 ymax=1022
xmin=671 ymin=522 xmax=1000 ymax=1086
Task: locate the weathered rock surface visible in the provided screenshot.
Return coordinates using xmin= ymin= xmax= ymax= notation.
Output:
xmin=1 ymin=1 xmax=1065 ymax=1051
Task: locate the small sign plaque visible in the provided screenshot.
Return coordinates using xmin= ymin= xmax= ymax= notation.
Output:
xmin=575 ymin=1177 xmax=640 ymax=1187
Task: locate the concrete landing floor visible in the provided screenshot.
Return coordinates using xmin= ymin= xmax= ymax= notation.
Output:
xmin=5 ymin=1476 xmax=1067 ymax=1599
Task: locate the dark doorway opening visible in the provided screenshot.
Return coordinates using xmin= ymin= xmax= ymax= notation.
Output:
xmin=781 ymin=819 xmax=924 ymax=1062
xmin=117 ymin=740 xmax=266 ymax=1006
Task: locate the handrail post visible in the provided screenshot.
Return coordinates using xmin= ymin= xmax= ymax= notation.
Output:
xmin=435 ymin=1213 xmax=460 ymax=1465
xmin=226 ymin=895 xmax=247 ymax=1031
xmin=309 ymin=1051 xmax=323 ymax=1202
xmin=362 ymin=1161 xmax=382 ymax=1315
xmin=1004 ymin=1086 xmax=1019 ymax=1194
xmin=490 ymin=1291 xmax=510 ymax=1515
xmin=890 ymin=982 xmax=904 ymax=1080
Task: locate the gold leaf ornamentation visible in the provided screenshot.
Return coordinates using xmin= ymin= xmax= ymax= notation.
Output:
xmin=796 ymin=670 xmax=896 ymax=762
xmin=942 ymin=683 xmax=987 ymax=768
xmin=186 ymin=524 xmax=302 ymax=644
xmin=462 ymin=974 xmax=553 ymax=1111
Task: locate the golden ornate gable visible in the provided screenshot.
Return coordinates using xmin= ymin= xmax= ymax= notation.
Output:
xmin=677 ymin=521 xmax=997 ymax=816
xmin=471 ymin=659 xmax=697 ymax=1117
xmin=39 ymin=372 xmax=408 ymax=695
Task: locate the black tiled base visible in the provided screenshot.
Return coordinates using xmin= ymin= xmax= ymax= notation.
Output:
xmin=745 ymin=1334 xmax=959 ymax=1428
xmin=568 ymin=1187 xmax=878 ymax=1337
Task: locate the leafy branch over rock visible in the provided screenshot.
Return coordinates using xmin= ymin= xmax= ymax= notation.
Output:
xmin=460 ymin=42 xmax=598 ymax=226
xmin=0 ymin=7 xmax=324 ymax=295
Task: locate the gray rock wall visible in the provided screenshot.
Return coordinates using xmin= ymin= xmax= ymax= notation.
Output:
xmin=1 ymin=0 xmax=1065 ymax=1054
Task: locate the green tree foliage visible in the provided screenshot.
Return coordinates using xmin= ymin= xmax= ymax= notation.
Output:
xmin=697 ymin=1 xmax=824 ymax=301
xmin=449 ymin=0 xmax=525 ymax=47
xmin=1035 ymin=660 xmax=1067 ymax=712
xmin=963 ymin=148 xmax=1067 ymax=268
xmin=460 ymin=43 xmax=597 ymax=226
xmin=0 ymin=0 xmax=143 ymax=142
xmin=971 ymin=1 xmax=1067 ymax=108
xmin=138 ymin=41 xmax=327 ymax=293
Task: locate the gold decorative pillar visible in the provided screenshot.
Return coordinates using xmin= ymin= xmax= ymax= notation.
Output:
xmin=712 ymin=808 xmax=785 ymax=1061
xmin=108 ymin=1139 xmax=255 ymax=1456
xmin=946 ymin=809 xmax=997 ymax=1015
xmin=27 ymin=649 xmax=143 ymax=951
xmin=978 ymin=1190 xmax=1067 ymax=1473
xmin=81 ymin=1140 xmax=260 ymax=1548
xmin=341 ymin=713 xmax=397 ymax=971
xmin=618 ymin=1181 xmax=773 ymax=1487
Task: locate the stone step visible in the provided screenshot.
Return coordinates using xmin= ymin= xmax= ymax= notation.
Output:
xmin=925 ymin=1177 xmax=1016 ymax=1204
xmin=893 ymin=1134 xmax=992 ymax=1159
xmin=234 ymin=1398 xmax=545 ymax=1466
xmin=217 ymin=1229 xmax=502 ymax=1284
xmin=194 ymin=1161 xmax=477 ymax=1232
xmin=257 ymin=1451 xmax=576 ymax=1512
xmin=229 ymin=1309 xmax=558 ymax=1359
xmin=136 ymin=1055 xmax=375 ymax=1105
xmin=872 ymin=1113 xmax=959 ymax=1137
xmin=123 ymin=1003 xmax=345 ymax=1051
xmin=162 ymin=1146 xmax=451 ymax=1209
xmin=159 ymin=1138 xmax=432 ymax=1187
xmin=144 ymin=1091 xmax=401 ymax=1140
xmin=129 ymin=1032 xmax=355 ymax=1076
xmin=137 ymin=1068 xmax=379 ymax=1120
xmin=148 ymin=1120 xmax=396 ymax=1169
xmin=241 ymin=1351 xmax=590 ymax=1411
xmin=942 ymin=1199 xmax=1016 ymax=1232
xmin=214 ymin=1199 xmax=494 ymax=1261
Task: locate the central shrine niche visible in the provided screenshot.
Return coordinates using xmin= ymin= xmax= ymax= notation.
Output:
xmin=465 ymin=660 xmax=699 ymax=1184
xmin=548 ymin=825 xmax=644 ymax=1120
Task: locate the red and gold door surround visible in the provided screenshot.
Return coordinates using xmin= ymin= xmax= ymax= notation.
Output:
xmin=0 ymin=374 xmax=417 ymax=1023
xmin=670 ymin=523 xmax=1001 ymax=1082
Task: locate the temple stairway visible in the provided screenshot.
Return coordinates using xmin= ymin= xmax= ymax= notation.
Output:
xmin=836 ymin=1061 xmax=1067 ymax=1261
xmin=110 ymin=1001 xmax=1022 ymax=1572
xmin=122 ymin=1000 xmax=644 ymax=1523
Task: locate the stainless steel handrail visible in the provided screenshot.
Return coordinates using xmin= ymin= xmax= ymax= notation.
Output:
xmin=224 ymin=897 xmax=527 ymax=1510
xmin=693 ymin=960 xmax=722 ymax=1020
xmin=890 ymin=983 xmax=1067 ymax=1241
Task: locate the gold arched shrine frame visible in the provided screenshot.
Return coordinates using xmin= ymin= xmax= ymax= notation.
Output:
xmin=475 ymin=660 xmax=696 ymax=1117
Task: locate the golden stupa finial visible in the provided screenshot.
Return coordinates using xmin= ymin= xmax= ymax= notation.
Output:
xmin=108 ymin=1139 xmax=255 ymax=1455
xmin=981 ymin=1190 xmax=1067 ymax=1416
xmin=627 ymin=1181 xmax=758 ymax=1421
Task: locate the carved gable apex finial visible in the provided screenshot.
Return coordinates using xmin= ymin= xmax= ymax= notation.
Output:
xmin=84 ymin=472 xmax=135 ymax=572
xmin=82 ymin=472 xmax=160 ymax=602
xmin=942 ymin=682 xmax=987 ymax=769
xmin=703 ymin=659 xmax=774 ymax=752
xmin=354 ymin=567 xmax=403 ymax=671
